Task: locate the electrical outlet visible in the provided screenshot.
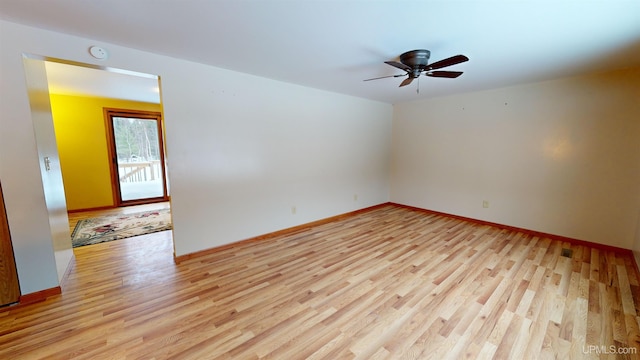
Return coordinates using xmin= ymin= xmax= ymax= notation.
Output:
xmin=482 ymin=200 xmax=489 ymax=208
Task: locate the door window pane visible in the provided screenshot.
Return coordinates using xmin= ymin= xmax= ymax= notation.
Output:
xmin=113 ymin=116 xmax=164 ymax=202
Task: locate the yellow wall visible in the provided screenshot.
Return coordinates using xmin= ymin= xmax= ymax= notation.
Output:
xmin=50 ymin=94 xmax=162 ymax=211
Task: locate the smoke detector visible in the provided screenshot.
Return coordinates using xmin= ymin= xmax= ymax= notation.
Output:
xmin=89 ymin=46 xmax=108 ymax=60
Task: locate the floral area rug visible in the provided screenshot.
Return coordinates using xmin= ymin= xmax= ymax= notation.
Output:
xmin=71 ymin=209 xmax=172 ymax=248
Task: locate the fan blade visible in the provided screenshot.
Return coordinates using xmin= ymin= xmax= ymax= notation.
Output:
xmin=426 ymin=55 xmax=469 ymax=70
xmin=399 ymin=77 xmax=414 ymax=87
xmin=384 ymin=61 xmax=411 ymax=71
xmin=363 ymin=74 xmax=406 ymax=81
xmin=426 ymin=71 xmax=463 ymax=78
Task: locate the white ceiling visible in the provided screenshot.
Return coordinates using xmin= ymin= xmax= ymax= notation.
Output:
xmin=44 ymin=62 xmax=161 ymax=104
xmin=2 ymin=0 xmax=640 ymax=104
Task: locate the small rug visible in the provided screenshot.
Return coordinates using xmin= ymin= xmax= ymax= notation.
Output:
xmin=71 ymin=209 xmax=172 ymax=248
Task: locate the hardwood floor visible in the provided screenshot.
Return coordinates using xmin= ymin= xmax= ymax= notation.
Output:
xmin=1 ymin=204 xmax=639 ymax=359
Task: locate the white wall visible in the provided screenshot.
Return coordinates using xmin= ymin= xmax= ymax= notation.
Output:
xmin=0 ymin=20 xmax=392 ymax=293
xmin=1 ymin=24 xmax=62 ymax=294
xmin=164 ymin=69 xmax=392 ymax=256
xmin=391 ymin=68 xmax=640 ymax=249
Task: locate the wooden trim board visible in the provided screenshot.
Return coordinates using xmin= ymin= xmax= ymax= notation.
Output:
xmin=0 ymin=182 xmax=20 ymax=306
xmin=175 ymin=201 xmax=640 ymax=278
xmin=174 ymin=203 xmax=391 ymax=263
xmin=391 ymin=202 xmax=631 ymax=254
xmin=392 ymin=202 xmax=640 ymax=282
xmin=19 ymin=287 xmax=61 ymax=305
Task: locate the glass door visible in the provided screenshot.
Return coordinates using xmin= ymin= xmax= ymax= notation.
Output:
xmin=105 ymin=109 xmax=168 ymax=206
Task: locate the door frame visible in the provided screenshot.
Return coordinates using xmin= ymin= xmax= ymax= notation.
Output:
xmin=0 ymin=181 xmax=20 ymax=306
xmin=104 ymin=108 xmax=169 ymax=207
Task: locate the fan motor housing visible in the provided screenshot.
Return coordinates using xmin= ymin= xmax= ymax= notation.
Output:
xmin=400 ymin=49 xmax=431 ymax=68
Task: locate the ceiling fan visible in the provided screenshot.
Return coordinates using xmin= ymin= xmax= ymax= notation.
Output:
xmin=364 ymin=49 xmax=469 ymax=88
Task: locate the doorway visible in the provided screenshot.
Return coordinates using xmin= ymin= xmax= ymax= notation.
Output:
xmin=21 ymin=55 xmax=175 ymax=286
xmin=42 ymin=59 xmax=167 ymax=211
xmin=104 ymin=108 xmax=169 ymax=206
